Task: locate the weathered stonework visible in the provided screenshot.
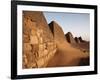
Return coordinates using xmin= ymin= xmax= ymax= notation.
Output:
xmin=49 ymin=21 xmax=68 ymax=44
xmin=23 ymin=11 xmax=57 ymax=68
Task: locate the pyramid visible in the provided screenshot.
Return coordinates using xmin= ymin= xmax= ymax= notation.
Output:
xmin=74 ymin=37 xmax=89 ymax=52
xmin=23 ymin=11 xmax=53 ymax=42
xmin=79 ymin=36 xmax=84 ymax=42
xmin=75 ymin=37 xmax=80 ymax=43
xmin=79 ymin=37 xmax=89 ymax=43
xmin=49 ymin=21 xmax=69 ymax=44
xmin=23 ymin=11 xmax=57 ymax=68
xmin=65 ymin=32 xmax=76 ymax=44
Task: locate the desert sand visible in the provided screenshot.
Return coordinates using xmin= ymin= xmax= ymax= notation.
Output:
xmin=47 ymin=41 xmax=89 ymax=67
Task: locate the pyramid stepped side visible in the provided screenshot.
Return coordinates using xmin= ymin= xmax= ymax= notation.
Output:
xmin=65 ymin=32 xmax=76 ymax=44
xmin=75 ymin=37 xmax=80 ymax=43
xmin=23 ymin=11 xmax=57 ymax=68
xmin=23 ymin=11 xmax=53 ymax=42
xmin=49 ymin=21 xmax=69 ymax=45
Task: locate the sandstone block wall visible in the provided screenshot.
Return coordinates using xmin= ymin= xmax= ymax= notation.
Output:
xmin=23 ymin=11 xmax=57 ymax=68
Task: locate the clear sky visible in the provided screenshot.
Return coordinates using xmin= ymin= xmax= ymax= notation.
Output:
xmin=43 ymin=12 xmax=90 ymax=41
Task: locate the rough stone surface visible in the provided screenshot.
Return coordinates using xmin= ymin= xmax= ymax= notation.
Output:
xmin=49 ymin=21 xmax=69 ymax=45
xmin=23 ymin=11 xmax=53 ymax=42
xmin=23 ymin=11 xmax=57 ymax=68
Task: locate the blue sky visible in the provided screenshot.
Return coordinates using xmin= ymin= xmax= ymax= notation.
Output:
xmin=43 ymin=12 xmax=90 ymax=41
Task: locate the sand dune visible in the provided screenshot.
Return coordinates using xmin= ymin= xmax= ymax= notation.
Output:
xmin=47 ymin=41 xmax=89 ymax=67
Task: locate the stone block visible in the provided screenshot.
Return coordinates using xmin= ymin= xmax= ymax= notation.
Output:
xmin=38 ymin=51 xmax=43 ymax=58
xmin=24 ymin=52 xmax=36 ymax=68
xmin=37 ymin=29 xmax=43 ymax=36
xmin=45 ymin=54 xmax=50 ymax=61
xmin=23 ymin=54 xmax=28 ymax=66
xmin=32 ymin=44 xmax=39 ymax=52
xmin=31 ymin=63 xmax=37 ymax=68
xmin=30 ymin=35 xmax=39 ymax=44
xmin=39 ymin=37 xmax=43 ymax=44
xmin=43 ymin=49 xmax=48 ymax=56
xmin=31 ymin=29 xmax=36 ymax=36
xmin=23 ymin=43 xmax=32 ymax=51
xmin=34 ymin=52 xmax=39 ymax=59
xmin=23 ymin=26 xmax=30 ymax=35
xmin=47 ymin=42 xmax=53 ymax=46
xmin=36 ymin=30 xmax=41 ymax=37
xmin=39 ymin=44 xmax=44 ymax=51
xmin=36 ymin=58 xmax=45 ymax=67
xmin=23 ymin=34 xmax=30 ymax=43
xmin=38 ymin=49 xmax=48 ymax=58
xmin=30 ymin=21 xmax=37 ymax=30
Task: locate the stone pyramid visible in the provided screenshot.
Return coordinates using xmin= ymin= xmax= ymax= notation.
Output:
xmin=23 ymin=11 xmax=53 ymax=42
xmin=49 ymin=21 xmax=68 ymax=44
xmin=23 ymin=11 xmax=57 ymax=68
xmin=75 ymin=37 xmax=80 ymax=43
xmin=65 ymin=32 xmax=76 ymax=44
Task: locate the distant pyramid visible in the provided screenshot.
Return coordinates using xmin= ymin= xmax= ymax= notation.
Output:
xmin=79 ymin=36 xmax=84 ymax=42
xmin=65 ymin=32 xmax=76 ymax=44
xmin=49 ymin=21 xmax=69 ymax=44
xmin=75 ymin=37 xmax=80 ymax=43
xmin=78 ymin=36 xmax=87 ymax=43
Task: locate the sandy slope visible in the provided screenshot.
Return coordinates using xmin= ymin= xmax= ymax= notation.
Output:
xmin=47 ymin=41 xmax=89 ymax=67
